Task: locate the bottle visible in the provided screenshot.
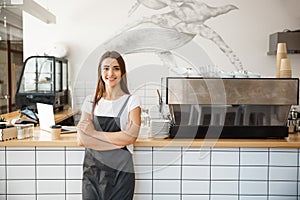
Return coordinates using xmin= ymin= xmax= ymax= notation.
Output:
xmin=139 ymin=109 xmax=151 ymax=139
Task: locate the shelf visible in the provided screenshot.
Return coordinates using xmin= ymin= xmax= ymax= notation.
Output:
xmin=267 ymin=50 xmax=300 ymax=55
xmin=268 ymin=31 xmax=300 ymax=55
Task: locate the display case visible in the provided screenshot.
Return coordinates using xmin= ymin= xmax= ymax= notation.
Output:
xmin=16 ymin=56 xmax=69 ymax=111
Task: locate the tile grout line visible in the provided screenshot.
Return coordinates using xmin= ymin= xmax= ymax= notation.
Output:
xmin=297 ymin=148 xmax=299 ymax=198
xmin=209 ymin=147 xmax=212 ymax=200
xmin=5 ymin=147 xmax=7 ymax=200
xmin=64 ymin=147 xmax=67 ymax=200
xmin=152 ymin=146 xmax=154 ymax=200
xmin=180 ymin=147 xmax=183 ymax=200
xmin=35 ymin=147 xmax=37 ymax=200
xmin=267 ymin=148 xmax=270 ymax=200
xmin=238 ymin=147 xmax=241 ymax=200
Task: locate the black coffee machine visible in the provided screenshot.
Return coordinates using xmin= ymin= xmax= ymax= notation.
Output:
xmin=166 ymin=77 xmax=299 ymax=139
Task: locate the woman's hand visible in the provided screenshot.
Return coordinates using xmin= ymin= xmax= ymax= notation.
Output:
xmin=77 ymin=118 xmax=96 ymax=136
xmin=76 ymin=131 xmax=85 ymax=146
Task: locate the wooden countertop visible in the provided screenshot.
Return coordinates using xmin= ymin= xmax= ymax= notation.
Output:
xmin=2 ymin=108 xmax=300 ymax=148
xmin=1 ymin=108 xmax=80 ymax=124
xmin=135 ymin=134 xmax=300 ymax=148
xmin=1 ymin=129 xmax=300 ymax=148
xmin=0 ymin=130 xmax=79 ymax=147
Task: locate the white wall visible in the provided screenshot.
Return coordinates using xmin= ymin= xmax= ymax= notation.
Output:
xmin=23 ymin=0 xmax=300 ymax=109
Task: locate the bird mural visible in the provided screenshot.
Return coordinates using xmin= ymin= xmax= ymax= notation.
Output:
xmin=104 ymin=0 xmax=244 ymax=75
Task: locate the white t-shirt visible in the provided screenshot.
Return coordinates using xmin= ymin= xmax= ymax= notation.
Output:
xmin=81 ymin=94 xmax=141 ymax=152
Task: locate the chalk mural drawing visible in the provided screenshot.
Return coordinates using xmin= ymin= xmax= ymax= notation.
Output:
xmin=104 ymin=0 xmax=244 ymax=74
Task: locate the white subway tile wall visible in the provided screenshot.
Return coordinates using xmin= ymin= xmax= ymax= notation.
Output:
xmin=7 ymin=180 xmax=35 ymax=194
xmin=240 ymin=166 xmax=268 ymax=180
xmin=37 ymin=180 xmax=65 ymax=194
xmin=182 ymin=166 xmax=210 ymax=180
xmin=0 ymin=147 xmax=299 ymax=199
xmin=153 ymin=195 xmax=181 ymax=200
xmin=7 ymin=195 xmax=36 ymax=200
xmin=0 ymin=181 xmax=5 ymax=194
xmin=239 ymin=181 xmax=268 ymax=195
xmin=38 ymin=195 xmax=66 ymax=200
xmin=211 ymin=195 xmax=239 ymax=200
xmin=0 ymin=167 xmax=5 ymax=180
xmin=153 ymin=180 xmax=181 ymax=194
xmin=135 ymin=166 xmax=152 ymax=180
xmin=7 ymin=166 xmax=35 ymax=179
xmin=0 ymin=151 xmax=4 ymax=164
xmin=65 ymin=194 xmax=81 ymax=200
xmin=36 ymin=150 xmax=65 ymax=165
xmin=153 ymin=166 xmax=181 ymax=179
xmin=182 ymin=180 xmax=210 ymax=194
xmin=182 ymin=195 xmax=210 ymax=200
xmin=72 ymin=80 xmax=163 ymax=121
xmin=135 ymin=180 xmax=152 ymax=194
xmin=239 ymin=196 xmax=268 ymax=200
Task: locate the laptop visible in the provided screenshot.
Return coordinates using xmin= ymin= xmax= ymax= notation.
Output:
xmin=36 ymin=102 xmax=77 ymax=133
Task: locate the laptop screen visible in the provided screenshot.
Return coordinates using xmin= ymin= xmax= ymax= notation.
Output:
xmin=36 ymin=103 xmax=55 ymax=132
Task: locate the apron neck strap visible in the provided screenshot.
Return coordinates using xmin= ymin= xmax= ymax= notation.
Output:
xmin=117 ymin=95 xmax=131 ymax=118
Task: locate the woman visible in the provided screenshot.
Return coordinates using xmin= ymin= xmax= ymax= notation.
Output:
xmin=77 ymin=50 xmax=141 ymax=200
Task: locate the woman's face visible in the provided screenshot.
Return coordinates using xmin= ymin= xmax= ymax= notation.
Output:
xmin=101 ymin=58 xmax=122 ymax=88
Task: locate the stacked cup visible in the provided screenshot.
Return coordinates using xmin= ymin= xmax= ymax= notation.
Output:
xmin=276 ymin=43 xmax=292 ymax=78
xmin=276 ymin=43 xmax=287 ymax=78
xmin=279 ymin=58 xmax=292 ymax=78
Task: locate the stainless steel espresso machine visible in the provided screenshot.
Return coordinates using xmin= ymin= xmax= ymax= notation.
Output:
xmin=166 ymin=77 xmax=299 ymax=139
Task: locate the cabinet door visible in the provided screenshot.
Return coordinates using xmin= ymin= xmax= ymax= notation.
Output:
xmin=62 ymin=62 xmax=68 ymax=91
xmin=18 ymin=57 xmax=54 ymax=93
xmin=55 ymin=60 xmax=62 ymax=92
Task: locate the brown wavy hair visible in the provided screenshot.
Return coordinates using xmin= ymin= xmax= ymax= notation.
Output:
xmin=92 ymin=51 xmax=130 ymax=113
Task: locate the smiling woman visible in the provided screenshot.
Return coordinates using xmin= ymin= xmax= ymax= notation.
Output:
xmin=76 ymin=50 xmax=141 ymax=200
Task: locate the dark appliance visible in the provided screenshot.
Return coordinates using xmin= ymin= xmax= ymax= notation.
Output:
xmin=16 ymin=56 xmax=69 ymax=111
xmin=166 ymin=77 xmax=299 ymax=139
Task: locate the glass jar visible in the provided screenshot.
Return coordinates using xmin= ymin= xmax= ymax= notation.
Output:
xmin=139 ymin=108 xmax=151 ymax=139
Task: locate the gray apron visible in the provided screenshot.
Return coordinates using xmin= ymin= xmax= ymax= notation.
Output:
xmin=82 ymin=96 xmax=134 ymax=200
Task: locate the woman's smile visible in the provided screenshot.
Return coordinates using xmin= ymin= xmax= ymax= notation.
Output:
xmin=107 ymin=77 xmax=117 ymax=81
